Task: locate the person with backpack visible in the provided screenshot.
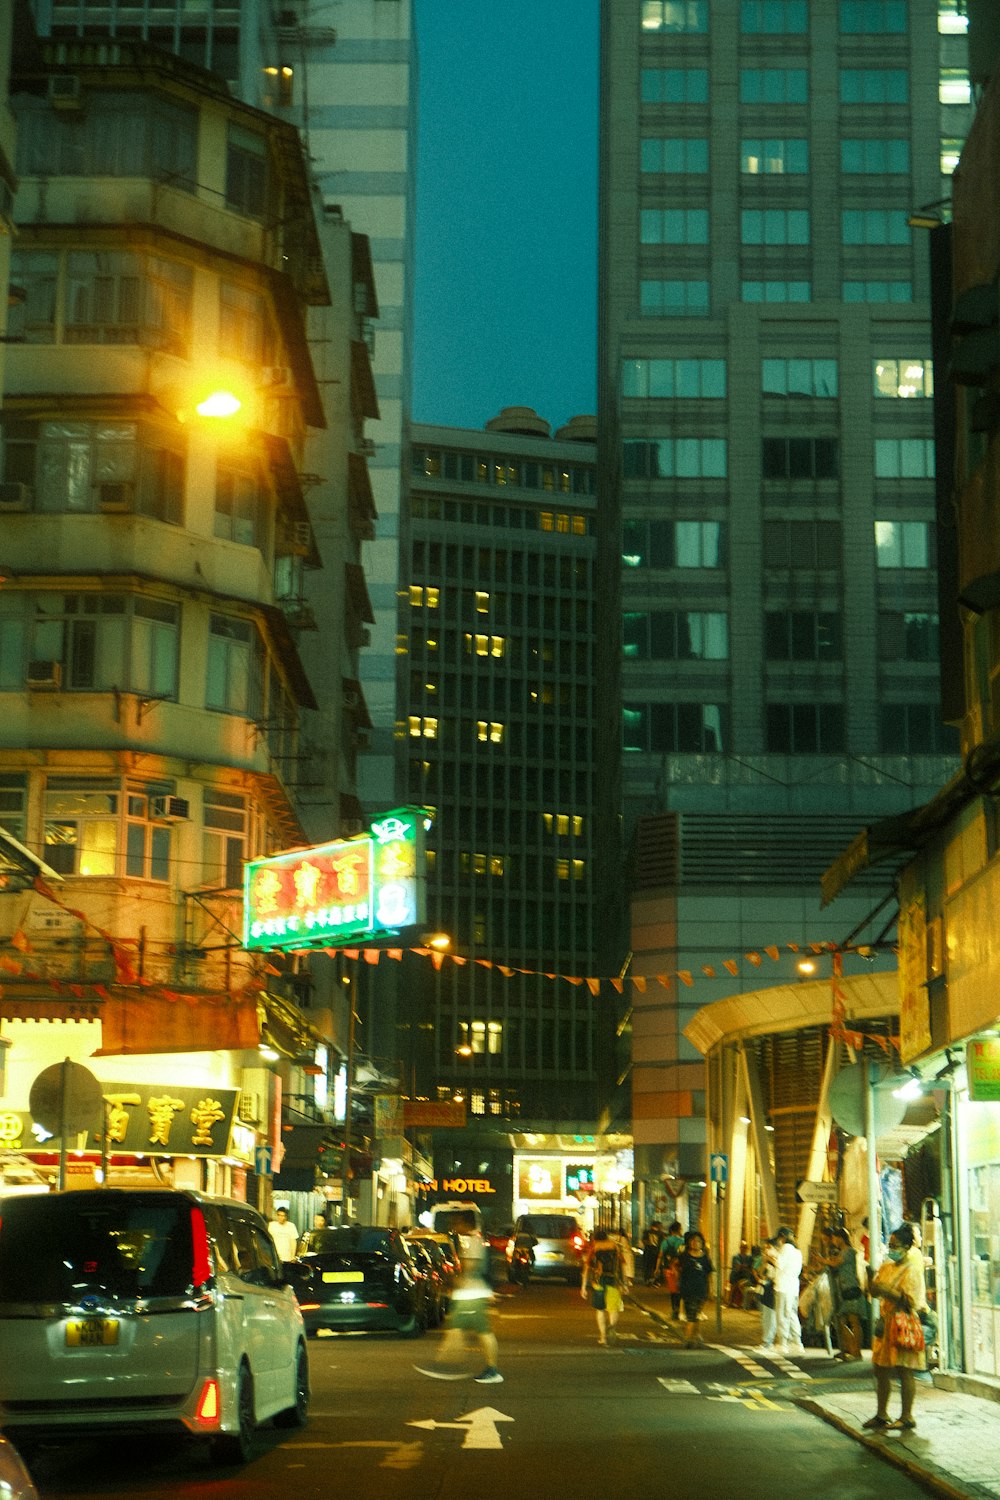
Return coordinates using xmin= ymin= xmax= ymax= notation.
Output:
xmin=655 ymin=1219 xmax=685 ymax=1320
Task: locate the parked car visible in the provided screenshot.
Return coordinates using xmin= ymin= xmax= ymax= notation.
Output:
xmin=0 ymin=1188 xmax=309 ymax=1465
xmin=404 ymin=1228 xmax=460 ymax=1304
xmin=0 ymin=1435 xmax=38 ymax=1500
xmin=404 ymin=1238 xmax=446 ymax=1327
xmin=507 ymin=1212 xmax=586 ymax=1284
xmin=292 ymin=1225 xmax=431 ymax=1337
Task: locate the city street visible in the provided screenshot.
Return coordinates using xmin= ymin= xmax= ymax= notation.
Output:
xmin=22 ymin=1284 xmax=933 ymax=1500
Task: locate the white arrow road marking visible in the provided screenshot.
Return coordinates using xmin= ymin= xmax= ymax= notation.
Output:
xmin=408 ymin=1405 xmax=514 ymax=1450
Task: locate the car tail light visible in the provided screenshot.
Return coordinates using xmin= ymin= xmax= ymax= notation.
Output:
xmin=572 ymin=1234 xmax=584 ymax=1251
xmin=298 ymin=1301 xmax=321 ymax=1311
xmin=190 ymin=1207 xmax=212 ymax=1289
xmin=194 ymin=1378 xmax=220 ymax=1427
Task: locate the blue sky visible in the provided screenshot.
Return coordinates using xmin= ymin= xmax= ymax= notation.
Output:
xmin=411 ymin=0 xmax=599 ymax=436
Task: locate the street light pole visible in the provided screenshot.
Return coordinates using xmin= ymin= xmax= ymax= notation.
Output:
xmin=340 ymin=973 xmax=356 ymax=1224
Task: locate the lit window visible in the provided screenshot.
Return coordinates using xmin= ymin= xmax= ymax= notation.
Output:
xmin=459 ymin=1020 xmax=503 ymax=1055
xmin=873 ymin=358 xmax=933 ymax=399
xmin=938 ymin=1 xmax=968 ymax=34
xmin=572 ymin=515 xmax=586 ymax=535
xmin=408 ymin=716 xmax=438 ymax=738
xmin=409 ymin=585 xmax=439 ymax=608
xmin=476 ymin=721 xmax=504 ymax=743
xmin=740 ymin=138 xmax=808 ymax=174
xmin=540 ymin=512 xmax=554 ymax=531
xmin=940 ymin=70 xmax=972 ymax=104
xmin=475 ymin=591 xmax=489 ymax=613
xmin=940 ymin=138 xmax=963 ymax=175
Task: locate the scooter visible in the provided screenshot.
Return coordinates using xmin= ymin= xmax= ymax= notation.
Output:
xmin=510 ymin=1245 xmax=533 ymax=1287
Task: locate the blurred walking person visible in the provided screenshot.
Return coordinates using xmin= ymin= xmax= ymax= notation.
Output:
xmin=678 ymin=1229 xmax=714 ymax=1348
xmin=581 ymin=1227 xmax=625 ymax=1346
xmin=773 ymin=1226 xmax=804 ymax=1353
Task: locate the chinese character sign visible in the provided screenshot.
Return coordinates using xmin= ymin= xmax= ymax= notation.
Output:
xmin=243 ymin=807 xmax=427 ymax=953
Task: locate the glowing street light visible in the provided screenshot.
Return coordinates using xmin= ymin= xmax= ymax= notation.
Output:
xmin=196 ymin=390 xmax=242 ymax=418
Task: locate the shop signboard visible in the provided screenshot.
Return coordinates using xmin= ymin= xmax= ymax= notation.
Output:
xmin=967 ymin=1038 xmax=1000 ymax=1103
xmin=0 ymin=1083 xmax=240 ymax=1158
xmin=516 ymin=1156 xmax=563 ymax=1201
xmin=243 ymin=807 xmax=428 ymax=952
xmin=403 ymin=1100 xmax=466 ymax=1127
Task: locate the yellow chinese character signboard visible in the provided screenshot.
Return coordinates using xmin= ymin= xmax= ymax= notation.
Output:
xmin=243 ymin=806 xmax=428 ymax=952
xmin=0 ymin=1084 xmax=239 ymax=1157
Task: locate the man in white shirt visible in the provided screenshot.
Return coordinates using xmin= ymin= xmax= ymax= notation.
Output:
xmin=268 ymin=1206 xmax=300 ymax=1264
xmin=773 ymin=1226 xmax=804 ymax=1353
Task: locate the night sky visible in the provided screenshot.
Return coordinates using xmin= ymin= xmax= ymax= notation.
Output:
xmin=412 ymin=0 xmax=599 ymax=436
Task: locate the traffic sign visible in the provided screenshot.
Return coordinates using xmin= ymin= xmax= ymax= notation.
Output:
xmin=255 ymin=1143 xmax=273 ymax=1176
xmin=709 ymin=1152 xmax=728 ymax=1185
xmin=796 ymin=1180 xmax=838 ymax=1205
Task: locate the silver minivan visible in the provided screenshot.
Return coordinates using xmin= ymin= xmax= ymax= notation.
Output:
xmin=0 ymin=1188 xmax=309 ymax=1463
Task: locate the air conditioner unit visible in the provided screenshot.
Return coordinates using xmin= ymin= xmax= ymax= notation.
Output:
xmin=292 ymin=520 xmax=312 ymax=550
xmin=150 ymin=795 xmax=190 ymax=822
xmin=97 ymin=483 xmax=133 ymax=512
xmin=27 ymin=660 xmax=62 ymax=690
xmin=0 ymin=481 xmax=30 ymax=510
xmin=263 ymin=365 xmax=293 ymax=389
xmin=48 ymin=75 xmax=84 ymax=109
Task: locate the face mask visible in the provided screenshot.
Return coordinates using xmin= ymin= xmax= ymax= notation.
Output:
xmin=887 ymin=1247 xmax=905 ymax=1262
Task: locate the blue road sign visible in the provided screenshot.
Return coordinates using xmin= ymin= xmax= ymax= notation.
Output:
xmin=709 ymin=1152 xmax=728 ymax=1184
xmin=255 ymin=1143 xmax=273 ymax=1176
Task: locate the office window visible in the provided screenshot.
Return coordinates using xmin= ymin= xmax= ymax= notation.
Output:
xmin=410 ymin=585 xmax=440 ymax=608
xmin=202 ymin=788 xmax=248 ymax=890
xmin=641 ymin=68 xmax=709 ymax=104
xmin=641 ymin=208 xmax=710 ymax=245
xmin=873 ymin=358 xmax=933 ymax=398
xmin=741 ymin=0 xmax=808 ymax=32
xmin=641 ymin=137 xmax=709 ymax=173
xmin=742 ymin=280 xmax=811 ymax=303
xmin=840 ymin=1 xmax=907 ymax=32
xmin=762 ymin=437 xmax=839 ymax=479
xmin=622 ymin=357 xmax=726 ymax=398
xmin=941 ymin=138 xmax=963 ymax=175
xmin=741 ymin=209 xmax=810 ymax=245
xmin=841 ymin=139 xmax=910 ymax=173
xmin=874 ymin=439 xmax=935 ymax=478
xmin=458 ymin=1020 xmax=503 ymax=1055
xmin=622 ymin=518 xmax=726 ymax=568
xmin=623 ymin=610 xmax=729 ymax=660
xmin=640 ymin=279 xmax=710 ymax=316
xmin=641 ymin=0 xmax=708 ymax=30
xmin=762 ymin=358 xmax=838 ymax=397
xmin=225 ymin=123 xmax=269 ymax=219
xmin=839 ymin=69 xmax=908 ymax=104
xmin=874 ymin=520 xmax=934 ymax=567
xmin=623 ymin=437 xmax=727 ymax=478
xmin=878 ymin=611 xmax=940 ymax=661
xmin=879 ymin=703 xmax=956 ymax=753
xmin=842 ymin=279 xmax=912 ymax=303
xmin=464 ymin=633 xmax=506 ymax=657
xmin=623 ymin=701 xmax=726 ymax=752
xmin=938 ymin=0 xmax=968 ymax=34
xmin=763 ymin=519 xmax=842 ymax=568
xmin=764 ymin=611 xmax=843 ymax=660
xmin=408 ymin=715 xmax=439 ymax=738
xmin=476 ymin=720 xmax=504 ymax=744
xmin=740 ymin=69 xmax=808 ymax=104
xmin=940 ymin=69 xmax=972 ymax=105
xmin=741 ymin=138 xmax=808 ymax=174
xmin=767 ymin=703 xmax=845 ymax=752
xmin=842 ymin=210 xmax=910 ymax=245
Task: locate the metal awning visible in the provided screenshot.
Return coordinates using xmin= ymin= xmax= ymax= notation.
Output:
xmin=0 ymin=829 xmax=63 ymax=892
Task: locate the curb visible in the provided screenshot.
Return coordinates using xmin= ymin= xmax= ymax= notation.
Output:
xmin=793 ymin=1397 xmax=978 ymax=1500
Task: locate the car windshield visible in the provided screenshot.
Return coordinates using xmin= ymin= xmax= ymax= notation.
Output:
xmin=520 ymin=1215 xmax=580 ymax=1239
xmin=0 ymin=1191 xmax=198 ymax=1302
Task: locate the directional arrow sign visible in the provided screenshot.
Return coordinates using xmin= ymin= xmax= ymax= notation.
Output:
xmin=408 ymin=1406 xmax=513 ymax=1450
xmin=796 ymin=1180 xmax=839 ymax=1204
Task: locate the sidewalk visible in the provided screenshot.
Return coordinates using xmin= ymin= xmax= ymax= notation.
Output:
xmin=629 ymin=1279 xmax=1000 ymax=1500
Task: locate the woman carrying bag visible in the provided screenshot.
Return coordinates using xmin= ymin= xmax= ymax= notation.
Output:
xmin=864 ymin=1222 xmax=928 ymax=1432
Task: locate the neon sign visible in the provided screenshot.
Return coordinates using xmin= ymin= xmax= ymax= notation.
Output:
xmin=243 ymin=806 xmax=428 ymax=952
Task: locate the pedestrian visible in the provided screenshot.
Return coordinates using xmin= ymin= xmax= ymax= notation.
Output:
xmin=678 ymin=1229 xmax=714 ymax=1348
xmin=772 ymin=1226 xmax=804 ymax=1353
xmin=727 ymin=1240 xmax=754 ymax=1306
xmin=822 ymin=1226 xmax=866 ymax=1361
xmin=864 ymin=1222 xmax=928 ymax=1432
xmin=655 ymin=1219 xmax=684 ymax=1320
xmin=581 ymin=1227 xmax=625 ymax=1346
xmin=755 ymin=1238 xmax=779 ymax=1350
xmin=267 ymin=1205 xmax=300 ymax=1264
xmin=641 ymin=1220 xmax=663 ymax=1284
xmin=299 ymin=1212 xmax=329 ymax=1254
xmin=609 ymin=1225 xmax=635 ymax=1289
xmin=420 ymin=1210 xmax=503 ymax=1383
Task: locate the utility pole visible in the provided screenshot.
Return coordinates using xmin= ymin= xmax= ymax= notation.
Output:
xmin=340 ymin=973 xmax=357 ymax=1224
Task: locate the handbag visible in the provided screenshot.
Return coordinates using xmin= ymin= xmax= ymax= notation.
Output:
xmin=664 ymin=1262 xmax=680 ymax=1294
xmin=890 ymin=1308 xmax=925 ymax=1352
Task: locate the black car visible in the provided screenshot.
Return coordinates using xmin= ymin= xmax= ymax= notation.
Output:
xmin=292 ymin=1225 xmax=430 ymax=1337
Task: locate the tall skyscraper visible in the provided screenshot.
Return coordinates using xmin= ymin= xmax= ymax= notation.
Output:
xmin=598 ymin=0 xmax=969 ymax=1202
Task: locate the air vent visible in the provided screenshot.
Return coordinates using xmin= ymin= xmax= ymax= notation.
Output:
xmin=150 ymin=795 xmax=190 ymax=822
xmin=26 ymin=660 xmax=62 ymax=690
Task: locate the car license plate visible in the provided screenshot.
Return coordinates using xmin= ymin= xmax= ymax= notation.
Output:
xmin=66 ymin=1318 xmax=119 ymax=1347
xmin=322 ymin=1270 xmax=364 ymax=1284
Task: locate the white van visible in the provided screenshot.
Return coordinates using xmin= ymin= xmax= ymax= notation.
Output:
xmin=0 ymin=1188 xmax=309 ymax=1464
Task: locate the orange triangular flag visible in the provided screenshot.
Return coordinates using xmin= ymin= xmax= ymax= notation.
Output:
xmin=745 ymin=951 xmax=762 ymax=967
xmin=702 ymin=965 xmax=716 ymax=978
xmin=764 ymin=946 xmax=780 ymax=961
xmin=585 ymin=977 xmax=600 ymax=996
xmin=655 ymin=974 xmax=671 ymax=990
xmin=363 ymin=949 xmax=381 ymax=965
xmin=10 ymin=928 xmax=31 ymax=953
xmin=723 ymin=959 xmax=739 ymax=976
xmin=632 ymin=975 xmax=647 ymax=993
xmin=677 ymin=971 xmax=693 ymax=987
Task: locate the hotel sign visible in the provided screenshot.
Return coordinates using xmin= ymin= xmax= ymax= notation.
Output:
xmin=243 ymin=807 xmax=428 ymax=952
